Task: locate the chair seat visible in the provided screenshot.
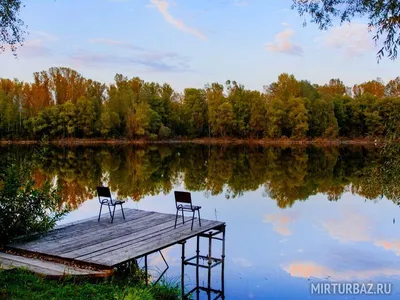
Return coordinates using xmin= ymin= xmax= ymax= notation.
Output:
xmin=101 ymin=199 xmax=125 ymax=205
xmin=178 ymin=204 xmax=201 ymax=210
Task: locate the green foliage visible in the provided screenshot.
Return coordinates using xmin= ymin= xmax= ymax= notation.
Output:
xmin=0 ymin=163 xmax=67 ymax=245
xmin=183 ymin=88 xmax=207 ymax=137
xmin=0 ymin=0 xmax=25 ymax=54
xmin=158 ymin=125 xmax=172 ymax=140
xmin=287 ymin=97 xmax=309 ymax=139
xmin=3 ymin=68 xmax=400 ymax=140
xmin=0 ymin=269 xmax=181 ymax=300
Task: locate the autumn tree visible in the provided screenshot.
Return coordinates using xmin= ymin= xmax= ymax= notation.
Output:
xmin=353 ymin=79 xmax=385 ymax=98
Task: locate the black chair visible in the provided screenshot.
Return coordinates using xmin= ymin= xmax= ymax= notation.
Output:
xmin=174 ymin=191 xmax=201 ymax=230
xmin=97 ymin=186 xmax=125 ymax=223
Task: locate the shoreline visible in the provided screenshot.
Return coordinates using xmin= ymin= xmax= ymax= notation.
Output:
xmin=0 ymin=137 xmax=387 ymax=146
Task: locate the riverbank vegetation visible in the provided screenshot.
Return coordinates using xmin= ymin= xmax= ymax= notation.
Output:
xmin=0 ymin=158 xmax=67 ymax=246
xmin=1 ymin=69 xmax=400 ymax=141
xmin=0 ymin=268 xmax=180 ymax=300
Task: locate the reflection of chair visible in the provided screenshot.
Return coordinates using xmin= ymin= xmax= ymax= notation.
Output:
xmin=174 ymin=191 xmax=201 ymax=230
xmin=97 ymin=186 xmax=125 ymax=223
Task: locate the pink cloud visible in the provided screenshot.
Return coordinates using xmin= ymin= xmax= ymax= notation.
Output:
xmin=265 ymin=28 xmax=303 ymax=56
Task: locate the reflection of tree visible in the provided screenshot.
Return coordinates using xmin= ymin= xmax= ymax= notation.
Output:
xmin=351 ymin=145 xmax=400 ymax=203
xmin=265 ymin=147 xmax=309 ymax=208
xmin=2 ymin=144 xmax=400 ymax=210
xmin=32 ymin=146 xmax=102 ymax=208
xmin=107 ymin=146 xmax=179 ymax=200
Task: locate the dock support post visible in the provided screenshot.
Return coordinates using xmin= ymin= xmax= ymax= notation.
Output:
xmin=221 ymin=225 xmax=226 ymax=299
xmin=144 ymin=255 xmax=148 ymax=286
xmin=207 ymin=231 xmax=213 ymax=299
xmin=196 ymin=234 xmax=200 ymax=299
xmin=181 ymin=241 xmax=186 ymax=299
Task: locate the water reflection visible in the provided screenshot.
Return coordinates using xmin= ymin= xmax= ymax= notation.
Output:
xmin=2 ymin=144 xmax=400 ymax=298
xmin=2 ymin=144 xmax=400 ymax=207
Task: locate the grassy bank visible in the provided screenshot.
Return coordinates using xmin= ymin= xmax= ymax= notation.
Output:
xmin=0 ymin=269 xmax=181 ymax=300
xmin=0 ymin=137 xmax=387 ymax=146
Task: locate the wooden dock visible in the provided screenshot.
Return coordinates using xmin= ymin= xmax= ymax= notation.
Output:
xmin=2 ymin=208 xmax=225 ymax=277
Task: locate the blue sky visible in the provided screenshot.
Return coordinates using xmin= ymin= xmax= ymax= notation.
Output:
xmin=1 ymin=0 xmax=399 ymax=91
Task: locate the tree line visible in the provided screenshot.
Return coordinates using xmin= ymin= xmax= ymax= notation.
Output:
xmin=2 ymin=67 xmax=400 ymax=140
xmin=2 ymin=144 xmax=399 ymax=209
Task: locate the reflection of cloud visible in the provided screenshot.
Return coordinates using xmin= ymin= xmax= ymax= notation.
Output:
xmin=284 ymin=262 xmax=400 ymax=280
xmin=149 ymin=0 xmax=206 ymax=40
xmin=232 ymin=257 xmax=252 ymax=267
xmin=149 ymin=248 xmax=172 ymax=266
xmin=265 ymin=28 xmax=303 ymax=56
xmin=322 ymin=211 xmax=372 ymax=242
xmin=324 ymin=23 xmax=374 ymax=57
xmin=375 ymin=240 xmax=400 ymax=256
xmin=264 ymin=212 xmax=298 ymax=236
xmin=323 ymin=208 xmax=400 ymax=257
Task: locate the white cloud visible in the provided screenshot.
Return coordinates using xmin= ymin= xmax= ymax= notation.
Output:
xmin=73 ymin=39 xmax=190 ymax=72
xmin=149 ymin=0 xmax=206 ymax=40
xmin=89 ymin=38 xmax=143 ymax=51
xmin=265 ymin=28 xmax=303 ymax=56
xmin=324 ymin=23 xmax=375 ymax=57
xmin=3 ymin=31 xmax=56 ymax=58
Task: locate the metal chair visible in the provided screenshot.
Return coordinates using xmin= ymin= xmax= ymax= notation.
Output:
xmin=174 ymin=191 xmax=201 ymax=230
xmin=96 ymin=186 xmax=125 ymax=223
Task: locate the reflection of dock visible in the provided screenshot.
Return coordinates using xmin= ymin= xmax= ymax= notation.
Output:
xmin=2 ymin=208 xmax=225 ymax=280
xmin=181 ymin=227 xmax=226 ymax=299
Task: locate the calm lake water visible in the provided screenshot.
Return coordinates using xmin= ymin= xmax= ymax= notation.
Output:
xmin=2 ymin=144 xmax=400 ymax=299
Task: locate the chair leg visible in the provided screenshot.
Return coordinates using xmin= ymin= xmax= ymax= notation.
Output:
xmin=121 ymin=204 xmax=126 ymax=220
xmin=107 ymin=205 xmax=112 ymax=218
xmin=198 ymin=209 xmax=201 ymax=227
xmin=111 ymin=205 xmax=116 ymax=223
xmin=98 ymin=204 xmax=103 ymax=222
xmin=174 ymin=209 xmax=179 ymax=228
xmin=181 ymin=210 xmax=185 ymax=224
xmin=191 ymin=210 xmax=195 ymax=230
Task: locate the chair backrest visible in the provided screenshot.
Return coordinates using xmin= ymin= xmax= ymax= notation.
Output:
xmin=174 ymin=191 xmax=192 ymax=208
xmin=97 ymin=186 xmax=112 ymax=203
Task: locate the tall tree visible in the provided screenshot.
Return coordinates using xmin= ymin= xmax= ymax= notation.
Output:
xmin=183 ymin=88 xmax=207 ymax=137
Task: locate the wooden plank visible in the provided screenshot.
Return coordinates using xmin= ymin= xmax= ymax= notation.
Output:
xmin=0 ymin=252 xmax=103 ymax=276
xmin=54 ymin=208 xmax=135 ymax=230
xmin=11 ymin=209 xmax=147 ymax=248
xmin=10 ymin=209 xmax=153 ymax=251
xmin=48 ymin=213 xmax=176 ymax=256
xmin=0 ymin=257 xmax=65 ymax=276
xmin=88 ymin=220 xmax=224 ymax=266
xmin=26 ymin=212 xmax=159 ymax=254
xmin=70 ymin=217 xmax=184 ymax=260
xmin=7 ymin=209 xmax=225 ymax=270
xmin=76 ymin=216 xmax=211 ymax=261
